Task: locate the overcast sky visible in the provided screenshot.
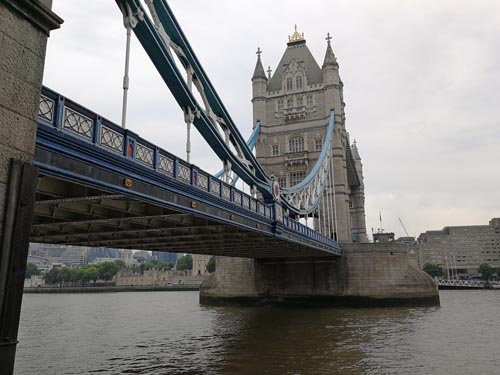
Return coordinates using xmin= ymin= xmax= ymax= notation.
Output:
xmin=43 ymin=0 xmax=500 ymax=239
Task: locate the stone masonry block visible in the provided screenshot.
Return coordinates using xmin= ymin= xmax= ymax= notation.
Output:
xmin=0 ymin=4 xmax=48 ymax=58
xmin=0 ymin=33 xmax=45 ymax=86
xmin=0 ymin=68 xmax=41 ymax=120
xmin=0 ymin=106 xmax=37 ymax=155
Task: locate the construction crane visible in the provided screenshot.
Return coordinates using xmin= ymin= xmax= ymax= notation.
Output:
xmin=398 ymin=217 xmax=410 ymax=237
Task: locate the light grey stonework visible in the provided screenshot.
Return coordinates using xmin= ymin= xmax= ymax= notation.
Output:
xmin=252 ymin=31 xmax=367 ymax=243
xmin=200 ymin=245 xmax=439 ymax=306
xmin=0 ymin=2 xmax=61 ymax=371
xmin=418 ymin=218 xmax=500 ymax=274
xmin=0 ymin=0 xmax=60 ymax=237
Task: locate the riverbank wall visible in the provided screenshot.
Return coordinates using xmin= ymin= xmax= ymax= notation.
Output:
xmin=24 ymin=285 xmax=200 ymax=294
xmin=200 ymin=243 xmax=439 ymax=307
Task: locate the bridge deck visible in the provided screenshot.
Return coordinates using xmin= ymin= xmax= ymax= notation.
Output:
xmin=32 ymin=87 xmax=341 ymax=258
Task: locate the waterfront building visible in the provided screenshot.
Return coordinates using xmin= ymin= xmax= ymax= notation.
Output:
xmin=91 ymin=257 xmax=121 ymax=264
xmin=120 ymin=249 xmax=135 ymax=265
xmin=87 ymin=248 xmax=121 ymax=263
xmin=152 ymin=251 xmax=178 ymax=265
xmin=27 ymin=255 xmax=51 ymax=273
xmin=252 ymin=27 xmax=367 ymax=242
xmin=29 ymin=243 xmax=66 ymax=259
xmin=417 ymin=218 xmax=500 ymax=275
xmin=60 ymin=246 xmax=88 ymax=267
xmin=192 ymin=254 xmax=211 ymax=275
xmin=115 ymin=269 xmax=208 ymax=287
xmin=373 ymin=231 xmax=395 ymax=243
xmin=133 ymin=250 xmax=152 ymax=262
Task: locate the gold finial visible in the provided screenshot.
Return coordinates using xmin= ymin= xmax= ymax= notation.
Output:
xmin=288 ymin=24 xmax=305 ymax=43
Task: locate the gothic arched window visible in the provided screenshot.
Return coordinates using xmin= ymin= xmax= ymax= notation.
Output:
xmin=286 ymin=78 xmax=293 ymax=90
xmin=289 ymin=136 xmax=304 ymax=153
xmin=296 ymin=76 xmax=303 ymax=89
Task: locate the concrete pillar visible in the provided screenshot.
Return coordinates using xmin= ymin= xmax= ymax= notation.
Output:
xmin=0 ymin=1 xmax=62 ymax=372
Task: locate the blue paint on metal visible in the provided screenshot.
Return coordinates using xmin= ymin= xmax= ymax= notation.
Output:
xmin=283 ymin=110 xmax=334 ymax=193
xmin=36 ymin=87 xmax=341 ymax=254
xmin=112 ymin=0 xmax=337 ymax=217
xmin=214 ymin=121 xmax=261 ymax=185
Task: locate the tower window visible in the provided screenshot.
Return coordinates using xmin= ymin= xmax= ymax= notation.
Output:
xmin=289 ymin=136 xmax=304 ymax=153
xmin=286 ymin=78 xmax=293 ymax=90
xmin=297 ymin=96 xmax=303 ymax=107
xmin=306 ymin=95 xmax=313 ymax=107
xmin=296 ymin=76 xmax=303 ymax=89
xmin=287 ymin=98 xmax=293 ymax=109
xmin=289 ymin=171 xmax=305 ymax=186
xmin=314 ymin=138 xmax=322 ymax=151
xmin=271 ymin=144 xmax=279 ymax=156
xmin=277 ymin=100 xmax=283 ymax=112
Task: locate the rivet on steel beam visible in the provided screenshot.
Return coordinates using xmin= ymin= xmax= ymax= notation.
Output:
xmin=123 ymin=178 xmax=132 ymax=188
xmin=191 ymin=201 xmax=197 ymax=208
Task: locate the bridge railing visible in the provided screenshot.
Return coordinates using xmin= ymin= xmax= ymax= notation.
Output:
xmin=37 ymin=86 xmax=276 ymax=220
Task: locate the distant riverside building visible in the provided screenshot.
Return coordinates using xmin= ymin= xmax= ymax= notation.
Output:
xmin=60 ymin=246 xmax=88 ymax=267
xmin=192 ymin=254 xmax=210 ymax=275
xmin=252 ymin=27 xmax=367 ymax=242
xmin=91 ymin=257 xmax=120 ymax=264
xmin=373 ymin=231 xmax=395 ymax=243
xmin=152 ymin=251 xmax=178 ymax=265
xmin=87 ymin=248 xmax=121 ymax=263
xmin=417 ymin=218 xmax=500 ymax=274
xmin=133 ymin=250 xmax=152 ymax=262
xmin=27 ymin=255 xmax=51 ymax=273
xmin=121 ymin=249 xmax=134 ymax=265
xmin=29 ymin=243 xmax=67 ymax=259
xmin=116 ymin=269 xmax=208 ymax=287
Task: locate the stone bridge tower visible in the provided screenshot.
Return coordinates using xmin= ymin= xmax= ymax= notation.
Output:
xmin=200 ymin=28 xmax=439 ymax=308
xmin=252 ymin=28 xmax=367 ymax=243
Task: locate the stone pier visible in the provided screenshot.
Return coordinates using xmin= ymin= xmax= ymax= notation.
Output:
xmin=200 ymin=243 xmax=439 ymax=307
xmin=0 ymin=1 xmax=62 ymax=372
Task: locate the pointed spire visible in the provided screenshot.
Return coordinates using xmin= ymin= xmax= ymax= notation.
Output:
xmin=322 ymin=32 xmax=338 ymax=69
xmin=252 ymin=47 xmax=267 ymax=81
xmin=351 ymin=139 xmax=361 ymax=160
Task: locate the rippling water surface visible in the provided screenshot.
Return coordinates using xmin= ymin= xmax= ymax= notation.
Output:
xmin=15 ymin=290 xmax=500 ymax=374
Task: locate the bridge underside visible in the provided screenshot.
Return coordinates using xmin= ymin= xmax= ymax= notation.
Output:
xmin=31 ymin=172 xmax=335 ymax=258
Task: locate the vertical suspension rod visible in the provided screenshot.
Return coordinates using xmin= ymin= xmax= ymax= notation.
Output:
xmin=121 ymin=25 xmax=132 ymax=129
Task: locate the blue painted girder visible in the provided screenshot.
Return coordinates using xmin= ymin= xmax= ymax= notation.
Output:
xmin=115 ymin=0 xmax=274 ymax=200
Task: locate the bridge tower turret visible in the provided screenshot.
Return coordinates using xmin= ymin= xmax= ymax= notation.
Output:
xmin=350 ymin=140 xmax=368 ymax=242
xmin=251 ymin=47 xmax=268 ymax=128
xmin=321 ymin=34 xmax=351 ymax=242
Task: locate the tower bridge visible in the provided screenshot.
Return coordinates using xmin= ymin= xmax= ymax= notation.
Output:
xmin=33 ymin=86 xmax=341 ymax=258
xmin=0 ymin=1 xmax=439 ymax=371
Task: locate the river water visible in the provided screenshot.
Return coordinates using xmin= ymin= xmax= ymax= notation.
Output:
xmin=14 ymin=290 xmax=500 ymax=374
